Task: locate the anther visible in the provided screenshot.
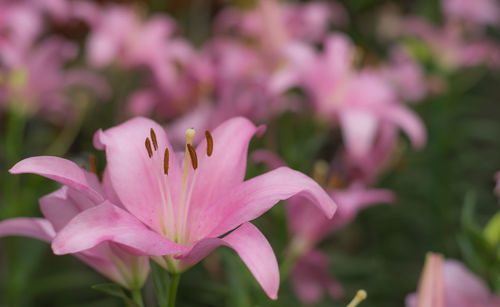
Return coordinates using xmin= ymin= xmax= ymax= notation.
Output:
xmin=205 ymin=130 xmax=213 ymax=156
xmin=187 ymin=144 xmax=198 ymax=170
xmin=89 ymin=154 xmax=98 ymax=175
xmin=150 ymin=128 xmax=158 ymax=151
xmin=145 ymin=138 xmax=153 ymax=158
xmin=164 ymin=148 xmax=169 ymax=175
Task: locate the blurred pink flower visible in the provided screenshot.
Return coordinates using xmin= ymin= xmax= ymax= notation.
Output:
xmin=300 ymin=33 xmax=426 ymax=160
xmin=406 ymin=254 xmax=500 ymax=307
xmin=381 ymin=47 xmax=428 ymax=102
xmin=402 ymin=17 xmax=500 ymax=70
xmin=216 ymin=0 xmax=347 ymax=47
xmin=252 ymin=150 xmax=394 ymax=303
xmin=442 ymin=0 xmax=500 ymax=27
xmin=86 ymin=5 xmax=190 ymax=89
xmin=26 ymin=117 xmax=336 ymax=299
xmin=2 ymin=157 xmax=150 ymax=289
xmin=290 ymin=250 xmax=345 ymax=304
xmin=1 ymin=37 xmax=109 ymax=118
xmin=0 ymin=1 xmax=42 ymax=54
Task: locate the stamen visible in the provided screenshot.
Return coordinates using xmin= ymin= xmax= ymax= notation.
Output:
xmin=187 ymin=144 xmax=198 ymax=170
xmin=145 ymin=138 xmax=153 ymax=158
xmin=346 ymin=290 xmax=367 ymax=307
xmin=89 ymin=154 xmax=98 ymax=175
xmin=150 ymin=128 xmax=158 ymax=151
xmin=163 ymin=148 xmax=169 ymax=175
xmin=205 ymin=130 xmax=213 ymax=156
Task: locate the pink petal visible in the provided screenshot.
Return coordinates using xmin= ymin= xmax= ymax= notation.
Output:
xmin=9 ymin=156 xmax=104 ymax=202
xmin=187 ymin=117 xmax=266 ymax=230
xmin=39 ymin=187 xmax=85 ymax=232
xmin=0 ymin=218 xmax=56 ymax=242
xmin=178 ymin=222 xmax=279 ymax=299
xmin=443 ymin=260 xmax=500 ymax=307
xmin=339 ymin=110 xmax=379 ymax=158
xmin=415 ymin=253 xmax=445 ymax=307
xmin=291 ymin=250 xmax=345 ymax=304
xmin=380 ymin=105 xmax=426 ymax=149
xmin=52 ymin=201 xmax=188 ymax=256
xmin=94 ymin=117 xmax=182 ymax=233
xmin=196 ymin=167 xmax=336 ymax=240
xmin=251 ymin=149 xmax=287 ymax=169
xmin=331 ymin=188 xmax=395 ymax=228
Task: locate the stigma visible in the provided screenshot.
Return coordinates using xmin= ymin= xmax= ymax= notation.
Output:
xmin=347 ymin=290 xmax=367 ymax=307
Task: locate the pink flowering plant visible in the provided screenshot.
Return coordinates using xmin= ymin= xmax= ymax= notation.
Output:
xmin=1 ymin=0 xmax=500 ymax=306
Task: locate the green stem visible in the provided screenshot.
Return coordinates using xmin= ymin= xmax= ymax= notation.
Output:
xmin=279 ymin=251 xmax=299 ymax=281
xmin=45 ymin=93 xmax=89 ymax=156
xmin=167 ymin=273 xmax=181 ymax=307
xmin=2 ymin=108 xmax=27 ymax=219
xmin=131 ymin=289 xmax=144 ymax=307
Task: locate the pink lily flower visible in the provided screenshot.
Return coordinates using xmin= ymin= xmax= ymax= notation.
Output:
xmin=290 ymin=249 xmax=345 ymax=304
xmin=215 ymin=0 xmax=347 ymax=47
xmin=1 ymin=37 xmax=109 ymax=118
xmin=2 ymin=158 xmax=150 ymax=289
xmin=252 ymin=150 xmax=394 ymax=303
xmin=29 ymin=116 xmax=336 ymax=299
xmin=299 ymin=33 xmax=426 ymax=160
xmin=401 ymin=17 xmax=500 ymax=71
xmin=86 ymin=5 xmax=190 ymax=91
xmin=442 ymin=0 xmax=500 ymax=28
xmin=406 ymin=254 xmax=500 ymax=307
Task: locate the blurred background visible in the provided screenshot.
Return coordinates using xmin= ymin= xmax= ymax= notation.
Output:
xmin=1 ymin=0 xmax=500 ymax=306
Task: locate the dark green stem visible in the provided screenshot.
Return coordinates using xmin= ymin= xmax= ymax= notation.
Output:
xmin=131 ymin=289 xmax=144 ymax=307
xmin=167 ymin=273 xmax=181 ymax=307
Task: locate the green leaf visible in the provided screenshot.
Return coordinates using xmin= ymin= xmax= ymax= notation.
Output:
xmin=91 ymin=283 xmax=138 ymax=307
xmin=151 ymin=259 xmax=170 ymax=307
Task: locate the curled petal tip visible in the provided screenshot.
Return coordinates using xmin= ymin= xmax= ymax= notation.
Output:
xmin=256 ymin=124 xmax=267 ymax=137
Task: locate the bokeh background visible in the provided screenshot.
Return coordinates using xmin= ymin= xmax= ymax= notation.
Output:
xmin=1 ymin=0 xmax=500 ymax=306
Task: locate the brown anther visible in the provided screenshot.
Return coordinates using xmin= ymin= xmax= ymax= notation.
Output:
xmin=89 ymin=154 xmax=98 ymax=175
xmin=150 ymin=128 xmax=158 ymax=151
xmin=163 ymin=148 xmax=169 ymax=175
xmin=205 ymin=130 xmax=213 ymax=157
xmin=145 ymin=138 xmax=153 ymax=158
xmin=187 ymin=144 xmax=198 ymax=170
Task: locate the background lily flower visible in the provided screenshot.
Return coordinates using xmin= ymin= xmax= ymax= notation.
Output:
xmin=442 ymin=0 xmax=500 ymax=28
xmin=406 ymin=254 xmax=500 ymax=307
xmin=2 ymin=157 xmax=150 ymax=289
xmin=252 ymin=150 xmax=394 ymax=303
xmin=41 ymin=116 xmax=336 ymax=299
xmin=0 ymin=37 xmax=109 ymax=118
xmin=299 ymin=33 xmax=426 ymax=160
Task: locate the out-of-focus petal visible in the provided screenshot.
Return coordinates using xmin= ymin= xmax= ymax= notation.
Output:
xmin=0 ymin=218 xmax=55 ymax=242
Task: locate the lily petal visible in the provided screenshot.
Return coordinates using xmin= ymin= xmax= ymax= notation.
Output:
xmin=94 ymin=117 xmax=182 ymax=233
xmin=52 ymin=201 xmax=188 ymax=256
xmin=9 ymin=156 xmax=103 ymax=202
xmin=380 ymin=105 xmax=426 ymax=149
xmin=197 ymin=167 xmax=336 ymax=240
xmin=178 ymin=222 xmax=279 ymax=299
xmin=188 ymin=117 xmax=265 ymax=228
xmin=0 ymin=218 xmax=56 ymax=242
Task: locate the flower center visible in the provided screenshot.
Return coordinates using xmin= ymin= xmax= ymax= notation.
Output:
xmin=144 ymin=128 xmax=213 ymax=245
